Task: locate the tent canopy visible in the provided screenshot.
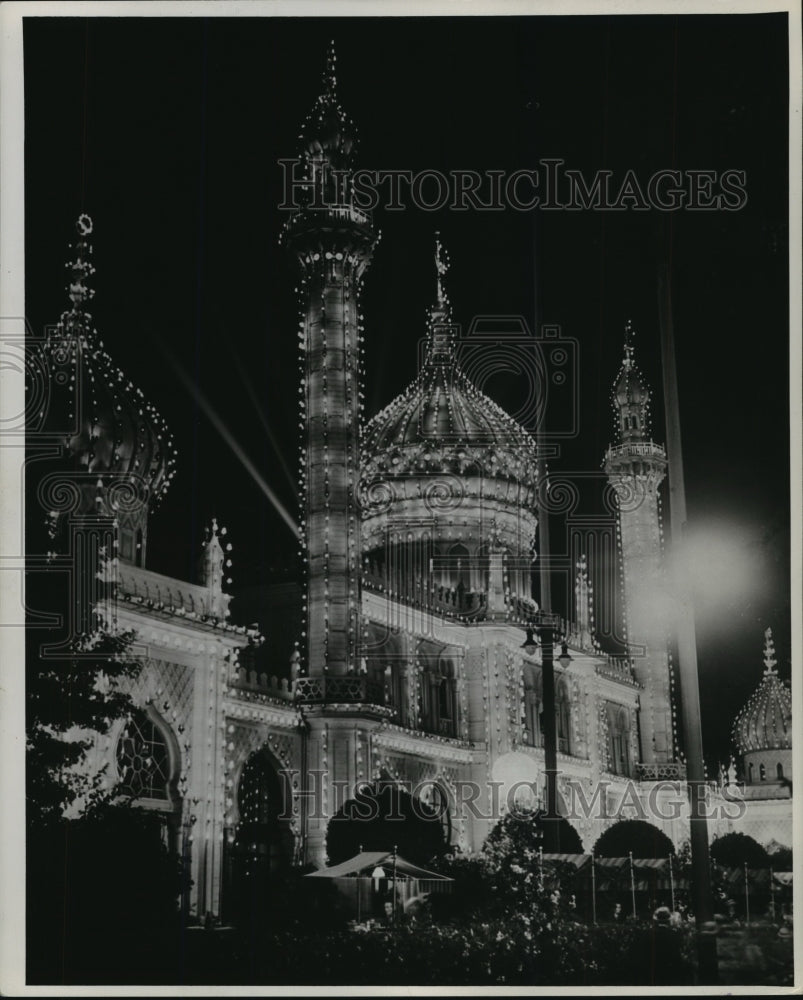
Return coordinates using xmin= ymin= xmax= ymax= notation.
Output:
xmin=305 ymin=851 xmax=453 ymax=881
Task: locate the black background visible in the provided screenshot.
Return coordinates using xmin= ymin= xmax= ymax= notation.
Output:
xmin=23 ymin=14 xmax=790 ymax=767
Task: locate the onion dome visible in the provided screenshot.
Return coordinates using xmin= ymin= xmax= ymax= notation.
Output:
xmin=733 ymin=629 xmax=792 ymax=753
xmin=360 ymin=236 xmax=539 ymax=584
xmin=39 ymin=216 xmax=176 ymax=557
xmin=299 ymin=40 xmax=358 ymax=169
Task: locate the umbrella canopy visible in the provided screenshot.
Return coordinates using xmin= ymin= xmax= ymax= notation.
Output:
xmin=305 ymin=851 xmax=453 ymax=881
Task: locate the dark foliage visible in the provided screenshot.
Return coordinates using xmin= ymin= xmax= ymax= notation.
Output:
xmin=710 ymin=831 xmax=770 ymax=869
xmin=592 ymin=819 xmax=675 ymax=859
xmin=27 ymin=805 xmax=188 ymax=984
xmin=326 ymin=781 xmax=447 ymax=866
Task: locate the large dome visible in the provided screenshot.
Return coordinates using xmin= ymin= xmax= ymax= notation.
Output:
xmin=733 ymin=629 xmax=792 ymax=753
xmin=359 ymin=239 xmax=540 ymax=610
xmin=362 ymin=346 xmax=539 ymax=487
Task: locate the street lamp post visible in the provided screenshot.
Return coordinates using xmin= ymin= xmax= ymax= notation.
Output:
xmin=522 ymin=614 xmax=572 ymax=855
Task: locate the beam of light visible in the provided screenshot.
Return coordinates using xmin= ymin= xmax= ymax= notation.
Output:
xmin=231 ymin=349 xmax=298 ymax=499
xmin=161 ymin=344 xmax=299 ymax=539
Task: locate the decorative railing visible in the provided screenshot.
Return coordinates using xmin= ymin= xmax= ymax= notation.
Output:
xmin=294 ymin=675 xmax=386 ymax=706
xmin=605 ymin=441 xmax=666 ymax=461
xmin=636 ymin=762 xmax=687 ymax=782
xmin=595 ymin=656 xmax=638 ymax=685
xmin=361 ymin=570 xmax=488 ymax=620
xmin=229 ymin=667 xmax=293 ymax=701
xmin=284 ymin=202 xmax=372 ymax=231
xmin=117 ymin=564 xmax=231 ymax=620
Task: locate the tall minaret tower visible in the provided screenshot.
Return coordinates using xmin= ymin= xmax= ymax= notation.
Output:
xmin=281 ymin=43 xmax=377 ymax=681
xmin=604 ymin=322 xmax=673 ymax=765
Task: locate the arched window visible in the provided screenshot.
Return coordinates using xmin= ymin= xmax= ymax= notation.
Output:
xmin=760 ymin=763 xmax=766 ymax=781
xmin=420 ymin=652 xmax=458 ymax=737
xmin=116 ymin=708 xmax=174 ymax=802
xmin=748 ymin=762 xmax=754 ymax=783
xmin=607 ymin=704 xmax=631 ymax=777
xmin=776 ymin=762 xmax=784 ymax=780
xmin=523 ymin=668 xmax=542 ymax=748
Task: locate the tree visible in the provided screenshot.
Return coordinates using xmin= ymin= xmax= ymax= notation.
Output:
xmin=592 ymin=819 xmax=675 ymax=859
xmin=26 ymin=620 xmax=141 ymax=826
xmin=709 ymin=831 xmax=770 ymax=869
xmin=326 ymin=781 xmax=447 ymax=866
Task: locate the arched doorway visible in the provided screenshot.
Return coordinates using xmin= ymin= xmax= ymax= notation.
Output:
xmin=226 ymin=750 xmax=294 ymax=926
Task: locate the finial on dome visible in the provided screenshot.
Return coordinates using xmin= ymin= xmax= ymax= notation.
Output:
xmin=426 ymin=233 xmax=455 ymax=363
xmin=763 ymin=626 xmax=777 ymax=675
xmin=324 ymin=39 xmax=338 ymax=97
xmin=66 ymin=213 xmax=96 ymax=310
xmin=435 ymin=231 xmax=450 ymax=309
xmin=623 ymin=319 xmax=635 ymax=364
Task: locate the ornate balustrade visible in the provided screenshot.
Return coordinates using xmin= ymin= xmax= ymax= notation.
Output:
xmin=605 ymin=441 xmax=666 ymax=461
xmin=229 ymin=666 xmax=294 ymax=701
xmin=635 ymin=761 xmax=687 ymax=782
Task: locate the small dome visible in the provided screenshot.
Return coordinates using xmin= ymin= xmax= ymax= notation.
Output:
xmin=300 ymin=41 xmax=357 ymax=169
xmin=733 ymin=629 xmax=792 ymax=753
xmin=39 ymin=216 xmax=176 ymax=517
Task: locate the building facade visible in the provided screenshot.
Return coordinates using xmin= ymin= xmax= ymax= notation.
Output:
xmin=36 ymin=45 xmax=792 ymax=922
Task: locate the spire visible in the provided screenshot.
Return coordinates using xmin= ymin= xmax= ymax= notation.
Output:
xmin=426 ymin=232 xmax=456 ymax=363
xmin=435 ymin=231 xmax=450 ymax=311
xmin=572 ymin=554 xmax=595 ymax=651
xmin=323 ymin=38 xmax=338 ymax=98
xmin=623 ymin=317 xmax=635 ymax=366
xmin=763 ymin=626 xmax=777 ymax=675
xmin=65 ymin=213 xmax=96 ymax=315
xmin=299 ymin=40 xmax=357 ymax=170
xmin=612 ymin=318 xmax=651 ymax=442
xmin=201 ymin=518 xmax=232 ymax=618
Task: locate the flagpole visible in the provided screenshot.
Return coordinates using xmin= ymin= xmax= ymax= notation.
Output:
xmin=744 ymin=862 xmax=750 ymax=926
xmin=658 ymin=228 xmax=717 ymax=983
xmin=591 ymin=854 xmax=597 ymax=924
xmin=629 ymin=851 xmax=637 ymax=919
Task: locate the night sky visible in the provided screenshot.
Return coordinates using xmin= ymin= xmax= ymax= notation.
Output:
xmin=23 ymin=13 xmax=790 ymax=767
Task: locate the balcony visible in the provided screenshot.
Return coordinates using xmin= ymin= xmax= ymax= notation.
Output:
xmin=294 ymin=674 xmax=386 ymax=707
xmin=605 ymin=441 xmax=667 ymax=461
xmin=361 ymin=569 xmax=489 ymax=622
